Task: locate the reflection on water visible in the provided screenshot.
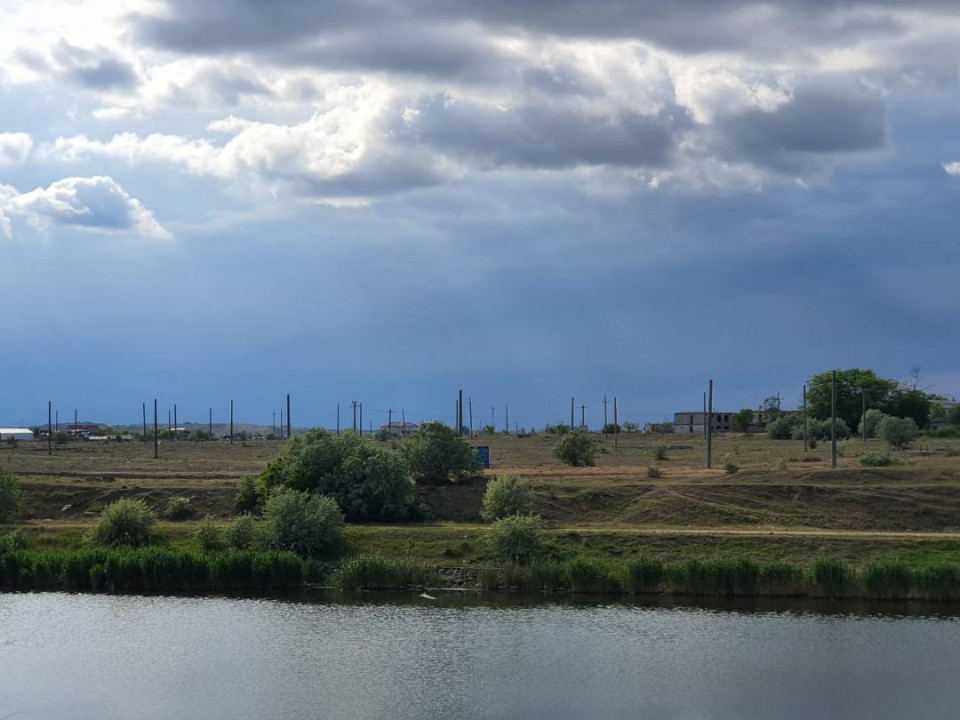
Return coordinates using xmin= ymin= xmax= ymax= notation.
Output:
xmin=1 ymin=591 xmax=958 ymax=720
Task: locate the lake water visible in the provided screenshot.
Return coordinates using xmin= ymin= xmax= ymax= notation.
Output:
xmin=1 ymin=592 xmax=958 ymax=719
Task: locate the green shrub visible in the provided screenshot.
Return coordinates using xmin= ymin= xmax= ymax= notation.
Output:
xmin=563 ymin=556 xmax=621 ymax=593
xmin=553 ymin=432 xmax=597 ymax=467
xmin=544 ymin=423 xmax=571 ymax=435
xmin=235 ymin=475 xmax=261 ymax=514
xmin=862 ymin=562 xmax=913 ymax=599
xmin=622 ymin=558 xmax=665 ymax=594
xmin=808 ymin=438 xmax=818 ymax=449
xmin=195 ymin=515 xmax=224 ymax=552
xmin=480 ymin=474 xmax=533 ymax=522
xmin=262 ymin=488 xmax=344 ymax=557
xmin=860 ymin=453 xmax=896 ymax=467
xmin=259 ymin=430 xmax=414 ymax=520
xmin=862 ymin=409 xmax=889 ymax=439
xmin=225 ymin=514 xmax=260 ymax=550
xmin=488 ymin=514 xmax=545 ymax=566
xmin=876 ymin=415 xmax=919 ymax=450
xmin=163 ymin=496 xmax=194 ymax=521
xmin=646 ymin=465 xmax=662 ymax=478
xmin=654 ymin=443 xmax=669 ymax=461
xmin=766 ymin=414 xmax=802 ymax=440
xmin=792 ymin=417 xmax=850 ymax=442
xmin=812 ymin=559 xmax=852 ymax=597
xmin=400 ymin=422 xmax=482 ymax=484
xmin=334 ymin=554 xmax=437 ymax=590
xmin=92 ymin=498 xmax=158 ymax=548
xmin=915 ymin=565 xmax=960 ymax=601
xmin=722 ymin=456 xmax=740 ymax=474
xmin=0 ymin=467 xmax=22 ymax=524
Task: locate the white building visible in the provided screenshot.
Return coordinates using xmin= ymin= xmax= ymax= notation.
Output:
xmin=0 ymin=427 xmax=34 ymax=441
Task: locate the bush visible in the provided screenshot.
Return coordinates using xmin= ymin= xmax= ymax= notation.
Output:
xmin=262 ymin=487 xmax=343 ymax=557
xmin=235 ymin=475 xmax=261 ymax=515
xmin=481 ymin=474 xmax=533 ymax=523
xmin=876 ymin=415 xmax=919 ymax=450
xmin=195 ymin=515 xmax=224 ymax=552
xmin=553 ymin=432 xmax=597 ymax=467
xmin=92 ymin=499 xmax=158 ymax=548
xmin=792 ymin=417 xmax=850 ymax=442
xmin=766 ymin=414 xmax=802 ymax=440
xmin=544 ymin=423 xmax=570 ymax=435
xmin=654 ymin=443 xmax=669 ymax=461
xmin=646 ymin=465 xmax=662 ymax=478
xmin=225 ymin=514 xmax=260 ymax=550
xmin=860 ymin=453 xmax=896 ymax=467
xmin=722 ymin=456 xmax=740 ymax=474
xmin=0 ymin=467 xmax=23 ymax=524
xmin=861 ymin=409 xmax=889 ymax=439
xmin=258 ymin=430 xmax=414 ymax=521
xmin=488 ymin=514 xmax=545 ymax=566
xmin=163 ymin=496 xmax=194 ymax=521
xmin=400 ymin=422 xmax=482 ymax=484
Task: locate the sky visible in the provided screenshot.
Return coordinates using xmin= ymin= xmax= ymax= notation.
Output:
xmin=1 ymin=0 xmax=959 ymax=430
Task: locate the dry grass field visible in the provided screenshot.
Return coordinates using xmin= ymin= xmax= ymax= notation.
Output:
xmin=3 ymin=431 xmax=960 ymax=568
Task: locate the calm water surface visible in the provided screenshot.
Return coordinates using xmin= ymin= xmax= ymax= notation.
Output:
xmin=1 ymin=592 xmax=958 ymax=719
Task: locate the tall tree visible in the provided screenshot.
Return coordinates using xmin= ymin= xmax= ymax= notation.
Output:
xmin=806 ymin=369 xmax=899 ymax=431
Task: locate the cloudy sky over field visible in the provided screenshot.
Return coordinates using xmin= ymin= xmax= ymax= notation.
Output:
xmin=1 ymin=0 xmax=959 ymax=427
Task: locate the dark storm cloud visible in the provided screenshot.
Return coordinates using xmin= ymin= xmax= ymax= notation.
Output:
xmin=712 ymin=81 xmax=887 ymax=172
xmin=403 ymin=96 xmax=681 ymax=169
xmin=49 ymin=42 xmax=140 ymax=91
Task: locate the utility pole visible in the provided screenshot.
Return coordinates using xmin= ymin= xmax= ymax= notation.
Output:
xmin=142 ymin=402 xmax=147 ymax=441
xmin=388 ymin=408 xmax=393 ymax=433
xmin=580 ymin=404 xmax=587 ymax=430
xmin=613 ymin=397 xmax=619 ymax=451
xmin=230 ymin=400 xmax=234 ymax=446
xmin=468 ymin=398 xmax=474 ymax=438
xmin=602 ymin=395 xmax=609 ymax=432
xmin=802 ymin=384 xmax=808 ymax=452
xmin=47 ymin=400 xmax=52 ymax=456
xmin=570 ymin=397 xmax=575 ymax=429
xmin=352 ymin=401 xmax=358 ymax=432
xmin=286 ymin=393 xmax=291 ymax=439
xmin=706 ymin=379 xmax=714 ymax=469
xmin=153 ymin=398 xmax=158 ymax=459
xmin=831 ymin=370 xmax=838 ymax=469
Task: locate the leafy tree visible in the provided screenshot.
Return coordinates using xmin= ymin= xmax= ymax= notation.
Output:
xmin=258 ymin=430 xmax=413 ymax=520
xmin=806 ymin=369 xmax=899 ymax=432
xmin=791 ymin=418 xmax=850 ymax=442
xmin=544 ymin=423 xmax=571 ymax=435
xmin=885 ymin=389 xmax=932 ymax=429
xmin=225 ymin=514 xmax=260 ymax=550
xmin=262 ymin=487 xmax=343 ymax=557
xmin=487 ymin=514 xmax=545 ymax=566
xmin=553 ymin=432 xmax=598 ymax=467
xmin=400 ymin=422 xmax=481 ymax=485
xmin=92 ymin=498 xmax=157 ymax=548
xmin=761 ymin=396 xmax=782 ymax=422
xmin=189 ymin=429 xmax=213 ymax=442
xmin=235 ymin=475 xmax=261 ymax=514
xmin=481 ymin=474 xmax=533 ymax=523
xmin=731 ymin=409 xmax=755 ymax=433
xmin=482 ymin=424 xmax=497 ymax=435
xmin=622 ymin=421 xmax=639 ymax=432
xmin=0 ymin=467 xmax=22 ymax=524
xmin=195 ymin=515 xmax=224 ymax=552
xmin=876 ymin=416 xmax=919 ymax=450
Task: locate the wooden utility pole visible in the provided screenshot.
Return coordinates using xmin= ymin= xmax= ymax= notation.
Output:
xmin=388 ymin=408 xmax=393 ymax=432
xmin=706 ymin=380 xmax=714 ymax=469
xmin=142 ymin=402 xmax=147 ymax=441
xmin=570 ymin=397 xmax=575 ymax=429
xmin=802 ymin=384 xmax=808 ymax=452
xmin=831 ymin=371 xmax=838 ymax=469
xmin=153 ymin=398 xmax=158 ymax=459
xmin=613 ymin=397 xmax=619 ymax=451
xmin=352 ymin=401 xmax=358 ymax=432
xmin=230 ymin=400 xmax=234 ymax=446
xmin=579 ymin=404 xmax=587 ymax=430
xmin=47 ymin=400 xmax=52 ymax=455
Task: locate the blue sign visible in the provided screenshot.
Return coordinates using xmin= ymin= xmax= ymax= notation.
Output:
xmin=474 ymin=445 xmax=490 ymax=469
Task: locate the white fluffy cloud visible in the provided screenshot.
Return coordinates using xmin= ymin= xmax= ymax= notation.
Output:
xmin=945 ymin=162 xmax=960 ymax=176
xmin=0 ymin=176 xmax=172 ymax=240
xmin=0 ymin=133 xmax=34 ymax=166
